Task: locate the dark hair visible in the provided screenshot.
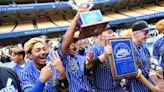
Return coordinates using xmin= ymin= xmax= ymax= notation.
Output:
xmin=10 ymin=47 xmax=25 ymax=58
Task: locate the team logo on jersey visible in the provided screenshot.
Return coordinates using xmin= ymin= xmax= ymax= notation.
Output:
xmin=67 ymin=61 xmax=78 ymax=72
xmin=0 ymin=78 xmax=18 ymax=92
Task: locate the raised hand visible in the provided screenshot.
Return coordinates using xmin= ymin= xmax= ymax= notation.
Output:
xmin=103 ymin=45 xmax=112 ymax=58
xmin=86 ymin=51 xmax=93 ymax=65
xmin=155 ymin=66 xmax=163 ymax=79
xmin=50 ymin=52 xmax=65 ymax=74
xmin=39 ymin=63 xmax=52 ymax=83
xmin=76 ymin=7 xmax=90 ymax=17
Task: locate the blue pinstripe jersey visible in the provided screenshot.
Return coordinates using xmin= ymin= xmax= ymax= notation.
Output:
xmin=13 ymin=61 xmax=30 ymax=82
xmin=57 ymin=48 xmax=92 ymax=92
xmin=153 ymin=37 xmax=164 ymax=67
xmin=47 ymin=49 xmax=60 ymax=77
xmin=87 ymin=44 xmax=124 ymax=92
xmin=127 ymin=43 xmax=153 ymax=92
xmin=20 ymin=60 xmax=60 ymax=92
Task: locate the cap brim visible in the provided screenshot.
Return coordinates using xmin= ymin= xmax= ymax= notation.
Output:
xmin=141 ymin=26 xmax=155 ymax=31
xmin=73 ymin=38 xmax=78 ymax=43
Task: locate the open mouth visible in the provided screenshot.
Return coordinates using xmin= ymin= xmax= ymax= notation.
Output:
xmin=40 ymin=57 xmax=47 ymax=62
xmin=70 ymin=48 xmax=77 ymax=51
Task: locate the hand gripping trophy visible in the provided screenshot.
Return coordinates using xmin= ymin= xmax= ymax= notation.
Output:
xmin=68 ymin=0 xmax=94 ymax=11
xmin=68 ymin=0 xmax=108 ymax=39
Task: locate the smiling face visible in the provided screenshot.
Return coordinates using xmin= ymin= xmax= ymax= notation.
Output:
xmin=77 ymin=39 xmax=87 ymax=50
xmin=29 ymin=42 xmax=48 ymax=66
xmin=133 ymin=30 xmax=149 ymax=44
xmin=69 ymin=42 xmax=77 ymax=57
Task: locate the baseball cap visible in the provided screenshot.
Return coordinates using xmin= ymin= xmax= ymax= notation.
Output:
xmin=132 ymin=21 xmax=154 ymax=32
xmin=105 ymin=25 xmax=117 ymax=32
xmin=73 ymin=31 xmax=80 ymax=43
xmin=39 ymin=35 xmax=49 ymax=42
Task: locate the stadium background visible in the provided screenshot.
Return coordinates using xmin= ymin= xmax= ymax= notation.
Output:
xmin=0 ymin=0 xmax=164 ymax=46
xmin=0 ymin=0 xmax=164 ymax=91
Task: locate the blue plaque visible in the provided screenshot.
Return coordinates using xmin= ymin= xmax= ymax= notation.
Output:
xmin=109 ymin=37 xmax=138 ymax=80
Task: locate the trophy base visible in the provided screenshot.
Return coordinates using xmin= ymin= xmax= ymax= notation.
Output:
xmin=79 ymin=20 xmax=108 ymax=39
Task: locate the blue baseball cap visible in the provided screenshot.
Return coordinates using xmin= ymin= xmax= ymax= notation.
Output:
xmin=39 ymin=35 xmax=49 ymax=41
xmin=132 ymin=21 xmax=154 ymax=32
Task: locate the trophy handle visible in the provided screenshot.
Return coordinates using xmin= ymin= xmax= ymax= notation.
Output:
xmin=68 ymin=0 xmax=94 ymax=11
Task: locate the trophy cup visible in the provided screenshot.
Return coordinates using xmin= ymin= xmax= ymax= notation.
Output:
xmin=69 ymin=0 xmax=108 ymax=39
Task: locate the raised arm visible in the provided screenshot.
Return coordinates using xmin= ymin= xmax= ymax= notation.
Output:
xmin=61 ymin=8 xmax=89 ymax=54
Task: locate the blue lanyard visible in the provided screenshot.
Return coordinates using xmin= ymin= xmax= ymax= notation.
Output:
xmin=133 ymin=42 xmax=147 ymax=67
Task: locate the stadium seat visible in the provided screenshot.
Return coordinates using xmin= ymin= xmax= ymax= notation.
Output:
xmin=0 ymin=12 xmax=18 ymax=22
xmin=141 ymin=0 xmax=156 ymax=5
xmin=100 ymin=2 xmax=117 ymax=13
xmin=64 ymin=13 xmax=74 ymax=22
xmin=36 ymin=20 xmax=57 ymax=29
xmin=144 ymin=5 xmax=164 ymax=12
xmin=113 ymin=0 xmax=129 ymax=12
xmin=127 ymin=0 xmax=142 ymax=9
xmin=132 ymin=7 xmax=157 ymax=14
xmin=14 ymin=0 xmax=35 ymax=4
xmin=18 ymin=10 xmax=37 ymax=21
xmin=14 ymin=21 xmax=34 ymax=32
xmin=102 ymin=15 xmax=116 ymax=21
xmin=105 ymin=12 xmax=129 ymax=19
xmin=159 ymin=1 xmax=164 ymax=6
xmin=52 ymin=20 xmax=70 ymax=26
xmin=38 ymin=8 xmax=59 ymax=15
xmin=0 ymin=0 xmax=13 ymax=5
xmin=50 ymin=14 xmax=70 ymax=26
xmin=0 ymin=23 xmax=15 ymax=33
xmin=37 ymin=0 xmax=55 ymax=3
xmin=119 ymin=10 xmax=142 ymax=17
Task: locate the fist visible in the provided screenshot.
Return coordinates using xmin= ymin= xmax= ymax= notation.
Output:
xmin=39 ymin=63 xmax=52 ymax=83
xmin=103 ymin=45 xmax=112 ymax=58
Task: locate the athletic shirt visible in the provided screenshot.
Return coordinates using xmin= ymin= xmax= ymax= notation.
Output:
xmin=153 ymin=37 xmax=164 ymax=67
xmin=87 ymin=44 xmax=123 ymax=92
xmin=57 ymin=48 xmax=92 ymax=92
xmin=0 ymin=67 xmax=21 ymax=92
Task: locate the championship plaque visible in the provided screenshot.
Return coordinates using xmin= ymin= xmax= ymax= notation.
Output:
xmin=108 ymin=37 xmax=138 ymax=80
xmin=69 ymin=0 xmax=108 ymax=39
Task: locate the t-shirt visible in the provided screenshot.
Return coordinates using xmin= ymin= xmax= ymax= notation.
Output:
xmin=0 ymin=67 xmax=21 ymax=92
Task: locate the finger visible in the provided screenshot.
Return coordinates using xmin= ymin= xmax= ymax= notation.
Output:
xmin=86 ymin=56 xmax=91 ymax=62
xmin=51 ymin=51 xmax=56 ymax=59
xmin=50 ymin=56 xmax=57 ymax=64
xmin=104 ymin=36 xmax=107 ymax=46
xmin=46 ymin=62 xmax=51 ymax=68
xmin=55 ymin=51 xmax=60 ymax=61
